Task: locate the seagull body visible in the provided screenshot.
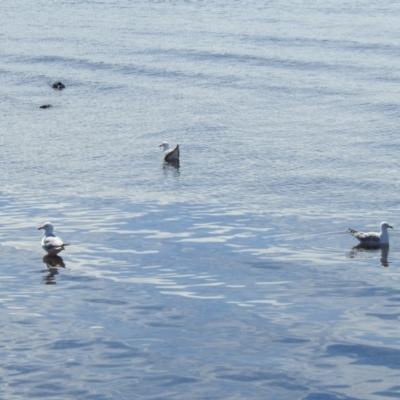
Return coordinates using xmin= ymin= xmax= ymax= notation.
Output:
xmin=348 ymin=221 xmax=393 ymax=247
xmin=159 ymin=142 xmax=179 ymax=162
xmin=38 ymin=222 xmax=69 ymax=255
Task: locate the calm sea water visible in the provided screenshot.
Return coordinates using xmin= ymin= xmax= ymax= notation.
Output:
xmin=1 ymin=1 xmax=400 ymax=399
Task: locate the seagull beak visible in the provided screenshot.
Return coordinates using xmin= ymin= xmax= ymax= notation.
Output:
xmin=389 ymin=225 xmax=393 ymax=229
xmin=38 ymin=226 xmax=43 ymax=230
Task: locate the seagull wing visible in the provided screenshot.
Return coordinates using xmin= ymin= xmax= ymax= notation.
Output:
xmin=43 ymin=236 xmax=68 ymax=251
xmin=348 ymin=228 xmax=380 ymax=244
xmin=164 ymin=145 xmax=179 ymax=162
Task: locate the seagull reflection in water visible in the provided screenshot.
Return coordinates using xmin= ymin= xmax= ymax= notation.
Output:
xmin=347 ymin=243 xmax=390 ymax=267
xmin=42 ymin=254 xmax=66 ymax=284
xmin=162 ymin=160 xmax=180 ymax=177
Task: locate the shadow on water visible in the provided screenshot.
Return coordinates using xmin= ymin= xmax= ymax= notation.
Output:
xmin=347 ymin=244 xmax=390 ymax=267
xmin=41 ymin=254 xmax=65 ymax=285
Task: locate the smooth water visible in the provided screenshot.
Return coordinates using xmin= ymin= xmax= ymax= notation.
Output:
xmin=1 ymin=1 xmax=400 ymax=399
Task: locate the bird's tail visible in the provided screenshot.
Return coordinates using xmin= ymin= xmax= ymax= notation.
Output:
xmin=347 ymin=228 xmax=357 ymax=236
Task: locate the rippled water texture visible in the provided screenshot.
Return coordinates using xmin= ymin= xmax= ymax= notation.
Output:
xmin=1 ymin=1 xmax=400 ymax=399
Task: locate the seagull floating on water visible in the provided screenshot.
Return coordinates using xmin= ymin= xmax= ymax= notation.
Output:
xmin=159 ymin=142 xmax=179 ymax=162
xmin=38 ymin=222 xmax=70 ymax=255
xmin=348 ymin=221 xmax=393 ymax=247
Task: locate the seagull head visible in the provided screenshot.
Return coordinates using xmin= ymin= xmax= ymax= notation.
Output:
xmin=381 ymin=221 xmax=393 ymax=230
xmin=38 ymin=222 xmax=54 ymax=234
xmin=159 ymin=142 xmax=170 ymax=151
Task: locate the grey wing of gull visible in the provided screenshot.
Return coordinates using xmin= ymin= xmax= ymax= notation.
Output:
xmin=348 ymin=229 xmax=380 ymax=244
xmin=164 ymin=145 xmax=179 ymax=162
xmin=43 ymin=236 xmax=65 ymax=250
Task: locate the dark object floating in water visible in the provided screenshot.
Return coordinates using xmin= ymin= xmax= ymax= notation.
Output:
xmin=52 ymin=81 xmax=65 ymax=90
xmin=39 ymin=104 xmax=53 ymax=109
xmin=159 ymin=142 xmax=180 ymax=162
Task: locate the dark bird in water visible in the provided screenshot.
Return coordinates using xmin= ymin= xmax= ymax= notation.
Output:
xmin=52 ymin=81 xmax=65 ymax=90
xmin=39 ymin=104 xmax=53 ymax=109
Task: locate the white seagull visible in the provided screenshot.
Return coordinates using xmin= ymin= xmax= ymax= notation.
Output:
xmin=38 ymin=222 xmax=70 ymax=254
xmin=159 ymin=142 xmax=179 ymax=162
xmin=348 ymin=221 xmax=393 ymax=247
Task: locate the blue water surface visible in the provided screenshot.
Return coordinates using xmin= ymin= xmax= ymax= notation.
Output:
xmin=1 ymin=1 xmax=400 ymax=399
